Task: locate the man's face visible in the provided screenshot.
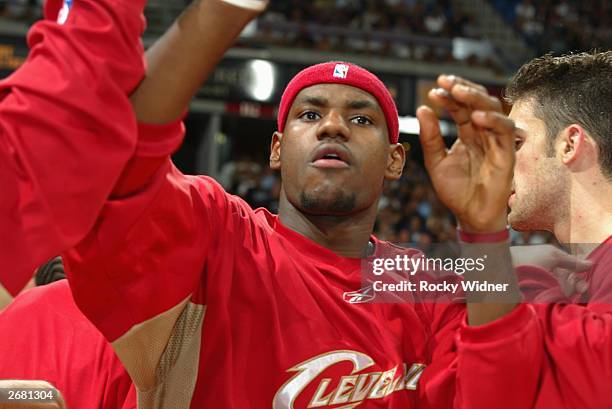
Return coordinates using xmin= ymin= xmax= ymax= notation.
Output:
xmin=508 ymin=99 xmax=568 ymax=231
xmin=271 ymin=83 xmax=403 ymax=216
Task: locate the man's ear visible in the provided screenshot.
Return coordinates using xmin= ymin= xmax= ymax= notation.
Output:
xmin=385 ymin=143 xmax=405 ymax=180
xmin=270 ymin=131 xmax=282 ymax=170
xmin=559 ymin=124 xmax=589 ymax=167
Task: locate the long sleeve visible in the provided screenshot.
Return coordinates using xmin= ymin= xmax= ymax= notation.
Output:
xmin=0 ymin=0 xmax=146 ymax=295
xmin=455 ymin=302 xmax=612 ymax=409
xmin=454 ymin=242 xmax=612 ymax=408
xmin=417 ymin=302 xmax=464 ymax=409
xmin=63 ymin=119 xmax=252 ymax=342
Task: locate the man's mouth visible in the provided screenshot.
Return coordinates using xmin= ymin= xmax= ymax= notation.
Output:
xmin=311 ymin=145 xmax=350 ymax=169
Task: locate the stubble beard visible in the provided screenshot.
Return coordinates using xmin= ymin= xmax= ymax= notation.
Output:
xmin=509 ymin=163 xmax=568 ymax=233
xmin=299 ymin=189 xmax=357 ymax=215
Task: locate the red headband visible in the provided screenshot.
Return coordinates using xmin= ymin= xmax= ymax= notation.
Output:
xmin=277 ymin=62 xmax=399 ymax=144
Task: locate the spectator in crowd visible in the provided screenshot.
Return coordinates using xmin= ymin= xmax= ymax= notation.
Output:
xmin=513 ymin=0 xmax=610 ymax=55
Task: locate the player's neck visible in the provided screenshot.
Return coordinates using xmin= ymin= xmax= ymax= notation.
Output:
xmin=554 ymin=180 xmax=612 ymax=256
xmin=278 ymin=197 xmax=377 ymax=259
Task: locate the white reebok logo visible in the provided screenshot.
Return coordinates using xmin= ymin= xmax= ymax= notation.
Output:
xmin=343 ymin=286 xmax=375 ymax=304
xmin=332 ymin=63 xmax=349 ymax=79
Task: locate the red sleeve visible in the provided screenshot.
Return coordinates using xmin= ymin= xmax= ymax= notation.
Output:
xmin=454 ymin=304 xmax=541 ymax=408
xmin=0 ymin=0 xmax=146 ymax=296
xmin=63 ymin=119 xmax=255 ymax=342
xmin=455 ymin=302 xmax=612 ymax=408
xmin=417 ymin=302 xmax=464 ymax=409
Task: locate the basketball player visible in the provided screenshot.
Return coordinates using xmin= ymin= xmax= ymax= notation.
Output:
xmin=60 ymin=0 xmax=522 ymax=407
xmin=0 ymin=278 xmax=136 ymax=409
xmin=420 ymin=51 xmax=612 ymax=408
xmin=0 ymin=0 xmax=263 ymax=407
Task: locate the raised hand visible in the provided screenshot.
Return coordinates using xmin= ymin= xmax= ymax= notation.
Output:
xmin=417 ymin=75 xmax=516 ymax=233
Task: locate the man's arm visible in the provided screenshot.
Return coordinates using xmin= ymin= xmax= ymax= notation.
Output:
xmin=455 ymin=303 xmax=612 ymax=408
xmin=65 ymin=0 xmax=267 ymax=391
xmin=0 ymin=0 xmax=147 ymax=295
xmin=419 ymin=76 xmax=612 ymax=408
xmin=131 ymin=0 xmax=265 ymax=124
xmin=416 ymin=74 xmax=520 ymax=325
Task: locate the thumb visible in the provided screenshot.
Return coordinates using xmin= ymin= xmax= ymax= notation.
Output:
xmin=417 ymin=106 xmax=447 ymax=171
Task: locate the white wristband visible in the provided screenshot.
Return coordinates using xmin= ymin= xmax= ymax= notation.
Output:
xmin=218 ymin=0 xmax=268 ymax=11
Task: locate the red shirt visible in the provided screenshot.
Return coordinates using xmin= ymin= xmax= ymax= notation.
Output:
xmin=64 ymin=120 xmax=465 ymax=408
xmin=0 ymin=280 xmax=136 ymax=409
xmin=457 ymin=236 xmax=612 ymax=408
xmin=0 ymin=0 xmax=146 ymax=295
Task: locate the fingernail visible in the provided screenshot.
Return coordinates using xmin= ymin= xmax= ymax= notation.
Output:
xmin=472 ymin=110 xmax=486 ymax=121
xmin=432 ymin=88 xmax=448 ymax=97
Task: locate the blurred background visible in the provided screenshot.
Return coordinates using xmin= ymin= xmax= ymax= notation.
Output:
xmin=1 ymin=0 xmax=608 ymax=246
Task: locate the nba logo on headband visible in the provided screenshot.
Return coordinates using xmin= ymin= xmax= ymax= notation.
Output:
xmin=57 ymin=0 xmax=73 ymax=25
xmin=333 ymin=64 xmax=349 ymax=79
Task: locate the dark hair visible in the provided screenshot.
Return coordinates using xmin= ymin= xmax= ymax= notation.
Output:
xmin=35 ymin=256 xmax=65 ymax=286
xmin=505 ymin=51 xmax=612 ymax=178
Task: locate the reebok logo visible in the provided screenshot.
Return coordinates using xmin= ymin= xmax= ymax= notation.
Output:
xmin=343 ymin=286 xmax=375 ymax=304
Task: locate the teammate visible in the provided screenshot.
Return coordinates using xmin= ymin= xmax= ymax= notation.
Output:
xmin=0 ymin=0 xmax=148 ymax=404
xmin=59 ymin=1 xmax=521 ymax=408
xmin=0 ymin=279 xmax=136 ymax=409
xmin=421 ymin=51 xmax=612 ymax=408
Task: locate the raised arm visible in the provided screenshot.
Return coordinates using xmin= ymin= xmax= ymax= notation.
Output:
xmin=131 ymin=0 xmax=265 ymax=124
xmin=420 ymin=75 xmax=612 ymax=408
xmin=64 ymin=0 xmax=268 ymax=391
xmin=0 ymin=0 xmax=147 ymax=296
xmin=416 ymin=74 xmax=519 ymax=325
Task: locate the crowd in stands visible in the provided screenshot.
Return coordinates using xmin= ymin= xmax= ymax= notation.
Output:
xmin=500 ymin=0 xmax=610 ymax=55
xmin=255 ymin=0 xmax=480 ymax=63
xmin=0 ymin=0 xmax=42 ymax=21
xmin=4 ymin=0 xmax=608 ymax=64
xmin=1 ymin=0 xmax=482 ymax=67
xmin=218 ymin=154 xmax=554 ymax=250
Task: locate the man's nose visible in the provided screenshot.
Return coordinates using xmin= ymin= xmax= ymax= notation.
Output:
xmin=316 ymin=110 xmax=350 ymax=141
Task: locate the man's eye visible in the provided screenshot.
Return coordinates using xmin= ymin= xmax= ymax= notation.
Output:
xmin=300 ymin=111 xmax=320 ymax=121
xmin=351 ymin=116 xmax=373 ymax=125
xmin=515 ymin=138 xmax=524 ymax=150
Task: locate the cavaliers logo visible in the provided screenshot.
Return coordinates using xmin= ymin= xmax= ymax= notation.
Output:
xmin=273 ymin=350 xmax=425 ymax=408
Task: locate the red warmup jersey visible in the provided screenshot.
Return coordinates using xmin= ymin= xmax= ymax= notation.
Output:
xmin=0 ymin=0 xmax=146 ymax=295
xmin=64 ymin=120 xmax=466 ymax=409
xmin=0 ymin=280 xmax=136 ymax=409
xmin=457 ymin=236 xmax=612 ymax=409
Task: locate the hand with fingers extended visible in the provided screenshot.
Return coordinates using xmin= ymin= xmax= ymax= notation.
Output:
xmin=511 ymin=244 xmax=592 ymax=298
xmin=416 ymin=74 xmax=516 ymax=233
